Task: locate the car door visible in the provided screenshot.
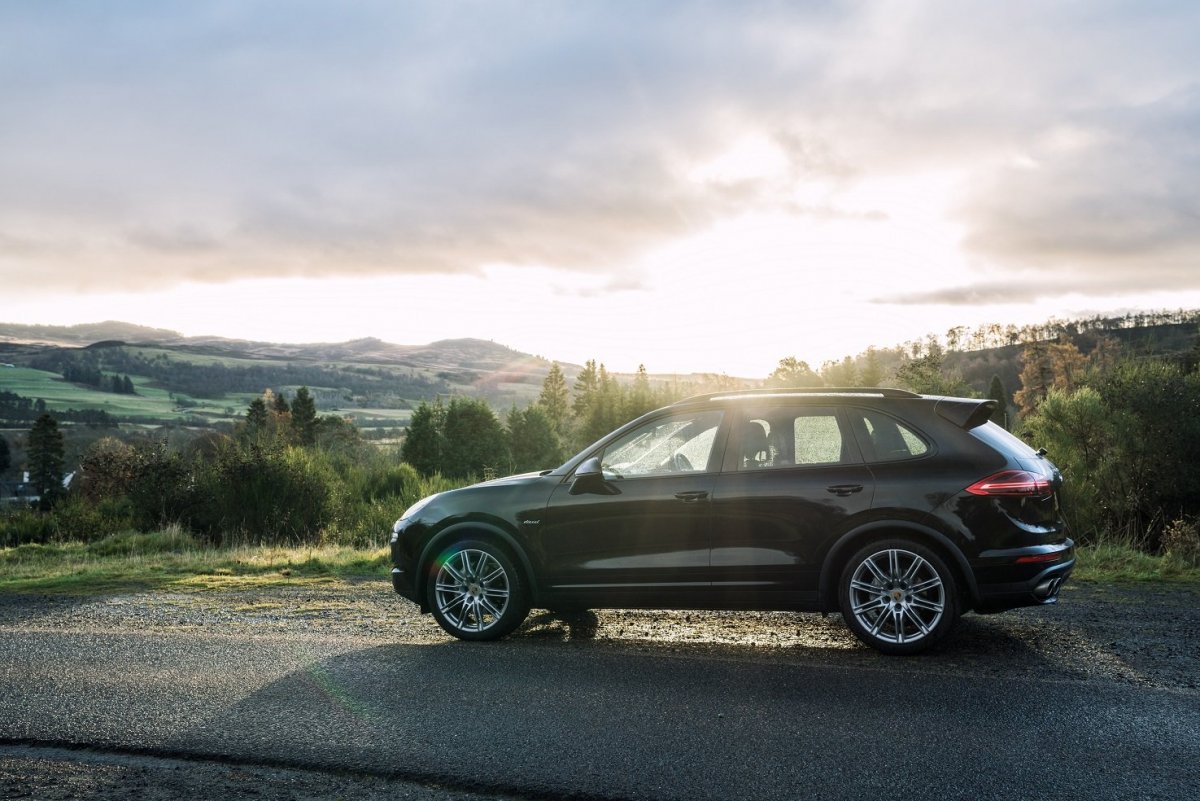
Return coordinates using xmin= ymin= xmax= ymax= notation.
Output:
xmin=708 ymin=404 xmax=874 ymax=608
xmin=536 ymin=409 xmax=727 ymax=607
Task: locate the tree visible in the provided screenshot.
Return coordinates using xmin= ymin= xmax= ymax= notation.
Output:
xmin=626 ymin=364 xmax=656 ymax=420
xmin=987 ymin=375 xmax=1009 ymax=428
xmin=893 ymin=341 xmax=970 ymax=396
xmin=245 ymin=397 xmax=269 ymax=434
xmin=766 ymin=357 xmax=823 ymax=388
xmin=27 ymin=413 xmax=64 ymax=510
xmin=822 ymin=356 xmax=858 ymax=387
xmin=507 ymin=405 xmax=564 ymax=472
xmin=442 ymin=397 xmax=508 ymax=479
xmin=574 ymin=363 xmax=624 ymax=448
xmin=122 ymin=375 xmax=135 ymax=395
xmin=0 ymin=435 xmax=10 ymax=477
xmin=401 ymin=399 xmax=446 ymax=476
xmin=859 ymin=348 xmax=883 ymax=388
xmin=270 ymin=389 xmax=290 ymax=416
xmin=537 ymin=363 xmax=571 ymax=440
xmin=1015 ymin=340 xmax=1086 ymax=416
xmin=572 ymin=360 xmax=599 ymax=419
xmin=291 ymin=386 xmax=318 ymax=446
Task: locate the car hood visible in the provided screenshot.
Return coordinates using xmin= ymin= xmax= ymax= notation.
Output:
xmin=467 ymin=470 xmax=550 ymax=489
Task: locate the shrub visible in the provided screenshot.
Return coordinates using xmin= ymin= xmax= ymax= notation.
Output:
xmin=194 ymin=444 xmax=341 ymax=546
xmin=0 ymin=507 xmax=56 ymax=548
xmin=50 ymin=496 xmax=134 ymax=543
xmin=1161 ymin=518 xmax=1200 ymax=567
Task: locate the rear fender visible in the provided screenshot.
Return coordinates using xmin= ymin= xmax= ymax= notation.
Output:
xmin=818 ymin=521 xmax=980 ymax=611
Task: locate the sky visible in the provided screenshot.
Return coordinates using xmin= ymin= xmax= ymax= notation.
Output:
xmin=3 ymin=1 xmax=1200 ymax=377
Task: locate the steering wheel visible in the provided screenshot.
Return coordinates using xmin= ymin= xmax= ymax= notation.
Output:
xmin=672 ymin=452 xmax=693 ymax=472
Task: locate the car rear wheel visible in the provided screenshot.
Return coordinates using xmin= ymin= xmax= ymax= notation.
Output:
xmin=427 ymin=540 xmax=529 ymax=641
xmin=839 ymin=539 xmax=959 ymax=655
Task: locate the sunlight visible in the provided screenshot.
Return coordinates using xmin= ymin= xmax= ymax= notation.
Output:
xmin=688 ymin=133 xmax=791 ymax=185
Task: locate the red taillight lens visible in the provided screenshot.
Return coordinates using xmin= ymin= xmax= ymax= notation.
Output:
xmin=1015 ymin=552 xmax=1062 ymax=564
xmin=965 ymin=470 xmax=1052 ymax=497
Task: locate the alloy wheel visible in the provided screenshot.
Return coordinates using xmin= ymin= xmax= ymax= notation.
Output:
xmin=847 ymin=547 xmax=946 ymax=645
xmin=433 ymin=548 xmax=512 ymax=634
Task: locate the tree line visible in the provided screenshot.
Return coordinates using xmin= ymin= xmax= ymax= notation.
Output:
xmin=4 ymin=311 xmax=1198 ymax=559
xmin=30 ymin=346 xmax=451 ymax=401
xmin=0 ymin=386 xmax=459 ymax=549
xmin=399 ymin=361 xmax=712 ymax=478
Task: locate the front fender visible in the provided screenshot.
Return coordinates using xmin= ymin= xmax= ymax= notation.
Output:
xmin=415 ymin=519 xmax=539 ymax=611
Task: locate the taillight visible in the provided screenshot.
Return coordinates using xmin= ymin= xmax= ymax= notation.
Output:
xmin=1016 ymin=552 xmax=1062 ymax=564
xmin=965 ymin=470 xmax=1052 ymax=497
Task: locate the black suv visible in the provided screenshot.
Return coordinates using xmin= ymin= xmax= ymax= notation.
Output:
xmin=390 ymin=388 xmax=1073 ymax=654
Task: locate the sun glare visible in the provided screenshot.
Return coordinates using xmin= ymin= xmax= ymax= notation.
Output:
xmin=688 ymin=133 xmax=791 ymax=185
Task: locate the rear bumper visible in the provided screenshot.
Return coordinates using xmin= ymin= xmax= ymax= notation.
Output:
xmin=973 ymin=540 xmax=1075 ymax=613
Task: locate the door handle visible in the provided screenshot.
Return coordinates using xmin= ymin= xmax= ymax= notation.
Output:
xmin=674 ymin=491 xmax=709 ymax=503
xmin=826 ymin=484 xmax=864 ymax=497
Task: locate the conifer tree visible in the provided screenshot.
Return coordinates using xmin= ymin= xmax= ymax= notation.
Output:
xmin=507 ymin=405 xmax=564 ymax=472
xmin=291 ymin=386 xmax=318 ymax=446
xmin=537 ymin=363 xmax=571 ymax=439
xmin=988 ymin=375 xmax=1009 ymax=428
xmin=27 ymin=413 xmax=64 ymax=510
xmin=402 ymin=399 xmax=446 ymax=476
xmin=245 ymin=397 xmax=269 ymax=433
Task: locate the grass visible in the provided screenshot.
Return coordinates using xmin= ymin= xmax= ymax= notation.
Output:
xmin=1073 ymin=541 xmax=1200 ymax=584
xmin=0 ymin=528 xmax=391 ymax=594
xmin=0 ymin=366 xmax=252 ymax=423
xmin=3 ymin=529 xmax=1198 ymax=597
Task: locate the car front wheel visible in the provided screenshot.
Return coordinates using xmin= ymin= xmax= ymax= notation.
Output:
xmin=839 ymin=539 xmax=959 ymax=655
xmin=427 ymin=540 xmax=529 ymax=641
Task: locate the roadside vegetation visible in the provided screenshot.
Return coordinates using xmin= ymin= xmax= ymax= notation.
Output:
xmin=2 ymin=311 xmax=1200 ymax=594
xmin=0 ymin=527 xmax=391 ymax=594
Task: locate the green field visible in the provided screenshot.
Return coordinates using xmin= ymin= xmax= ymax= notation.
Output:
xmin=0 ymin=366 xmax=255 ymax=422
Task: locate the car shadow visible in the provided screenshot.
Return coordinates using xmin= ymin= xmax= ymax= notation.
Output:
xmin=159 ymin=608 xmax=1168 ymax=801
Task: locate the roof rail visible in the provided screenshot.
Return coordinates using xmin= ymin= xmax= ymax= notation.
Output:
xmin=672 ymin=387 xmax=920 ymax=405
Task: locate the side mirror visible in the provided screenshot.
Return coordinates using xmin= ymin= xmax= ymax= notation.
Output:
xmin=570 ymin=456 xmax=620 ymax=496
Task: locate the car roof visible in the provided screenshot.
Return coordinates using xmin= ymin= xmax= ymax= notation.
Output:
xmin=669 ymin=387 xmax=921 ymax=407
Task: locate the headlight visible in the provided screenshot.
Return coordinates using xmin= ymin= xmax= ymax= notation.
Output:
xmin=394 ymin=493 xmax=440 ymax=531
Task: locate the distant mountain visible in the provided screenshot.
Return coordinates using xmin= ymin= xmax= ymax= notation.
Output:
xmin=0 ymin=321 xmax=586 ymax=418
xmin=0 ymin=321 xmax=183 ymax=346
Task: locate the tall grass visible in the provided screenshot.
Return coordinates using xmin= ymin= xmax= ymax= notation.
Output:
xmin=0 ymin=526 xmax=391 ymax=594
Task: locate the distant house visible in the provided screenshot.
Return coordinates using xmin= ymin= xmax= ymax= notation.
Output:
xmin=0 ymin=476 xmax=32 ymax=505
xmin=0 ymin=471 xmax=74 ymax=506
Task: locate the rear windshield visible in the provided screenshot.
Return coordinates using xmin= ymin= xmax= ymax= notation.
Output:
xmin=970 ymin=421 xmax=1040 ymax=459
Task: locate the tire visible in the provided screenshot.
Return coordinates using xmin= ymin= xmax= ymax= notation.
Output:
xmin=838 ymin=539 xmax=959 ymax=655
xmin=426 ymin=539 xmax=530 ymax=641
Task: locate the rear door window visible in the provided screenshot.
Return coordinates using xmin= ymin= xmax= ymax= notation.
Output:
xmin=853 ymin=410 xmax=930 ymax=462
xmin=735 ymin=407 xmax=855 ymax=470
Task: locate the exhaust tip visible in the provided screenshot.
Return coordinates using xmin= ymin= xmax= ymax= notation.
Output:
xmin=1034 ymin=577 xmax=1063 ymax=600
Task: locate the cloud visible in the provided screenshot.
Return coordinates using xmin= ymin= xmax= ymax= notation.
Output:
xmin=952 ymin=86 xmax=1200 ymax=298
xmin=3 ymin=1 xmax=1200 ymax=301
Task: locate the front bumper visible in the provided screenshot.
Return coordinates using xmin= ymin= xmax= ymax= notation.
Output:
xmin=390 ymin=565 xmax=420 ymax=604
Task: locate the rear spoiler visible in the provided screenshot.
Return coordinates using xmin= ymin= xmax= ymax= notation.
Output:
xmin=934 ymin=398 xmax=997 ymax=430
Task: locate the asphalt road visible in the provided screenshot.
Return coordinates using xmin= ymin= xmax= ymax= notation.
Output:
xmin=2 ymin=585 xmax=1198 ymax=800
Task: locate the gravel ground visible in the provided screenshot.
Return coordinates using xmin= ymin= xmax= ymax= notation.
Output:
xmin=1 ymin=579 xmax=1197 ymax=799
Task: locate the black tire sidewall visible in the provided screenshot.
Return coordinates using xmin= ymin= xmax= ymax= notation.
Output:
xmin=838 ymin=538 xmax=960 ymax=655
xmin=426 ymin=539 xmax=529 ymax=641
